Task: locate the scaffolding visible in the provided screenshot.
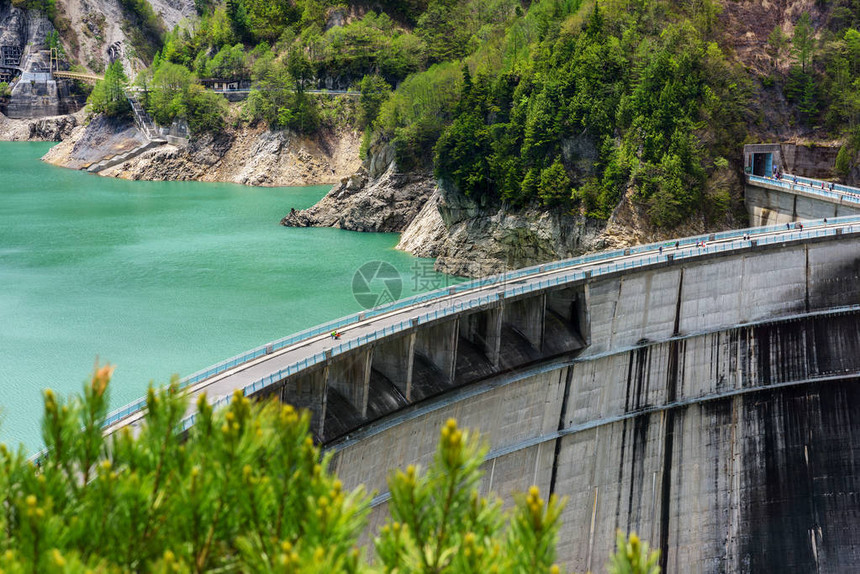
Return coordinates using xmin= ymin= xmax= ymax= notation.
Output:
xmin=0 ymin=45 xmax=22 ymax=83
xmin=1 ymin=45 xmax=22 ymax=68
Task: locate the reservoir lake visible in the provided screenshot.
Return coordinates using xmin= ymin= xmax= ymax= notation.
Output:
xmin=0 ymin=142 xmax=449 ymax=451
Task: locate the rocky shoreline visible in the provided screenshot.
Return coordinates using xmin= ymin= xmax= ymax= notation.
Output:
xmin=281 ymin=147 xmax=654 ymax=278
xmin=3 ymin=110 xmax=739 ymax=277
xmin=40 ymin=115 xmax=362 ymax=187
xmin=0 ymin=111 xmax=82 ymax=142
xmin=282 ymin=162 xmax=437 ymax=232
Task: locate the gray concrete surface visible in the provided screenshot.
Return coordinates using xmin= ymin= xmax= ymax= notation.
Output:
xmin=745 ymin=175 xmax=860 ymax=226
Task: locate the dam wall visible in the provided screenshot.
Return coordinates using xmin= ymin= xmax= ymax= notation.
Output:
xmin=308 ymin=234 xmax=860 ymax=572
xmin=744 ymin=183 xmax=860 ymax=226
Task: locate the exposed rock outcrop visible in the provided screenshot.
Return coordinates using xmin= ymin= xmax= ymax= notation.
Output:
xmin=41 ymin=114 xmax=147 ymax=169
xmin=53 ymin=0 xmax=194 ymax=75
xmin=43 ymin=117 xmax=362 ymax=187
xmin=395 ymin=190 xmax=447 ymax=258
xmin=397 ymin=183 xmax=610 ymax=277
xmin=0 ymin=111 xmax=80 ymax=141
xmin=283 ymin=146 xmax=619 ymax=277
xmin=282 ymin=160 xmax=436 ymax=231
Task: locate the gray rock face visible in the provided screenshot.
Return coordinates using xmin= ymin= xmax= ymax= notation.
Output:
xmin=779 ymin=143 xmax=841 ymax=179
xmin=43 ymin=116 xmax=362 ymax=186
xmin=395 ymin=190 xmax=447 ymax=259
xmin=281 ymin=160 xmax=437 ymax=233
xmin=0 ymin=4 xmax=25 ymax=47
xmin=561 ymin=132 xmax=598 ymax=184
xmin=284 ymin=145 xmax=614 ymax=278
xmin=0 ymin=110 xmax=79 ymax=141
xmin=398 ymin=181 xmax=608 ymax=277
xmin=27 ymin=114 xmax=77 ymax=140
xmin=48 ymin=114 xmax=147 ymax=169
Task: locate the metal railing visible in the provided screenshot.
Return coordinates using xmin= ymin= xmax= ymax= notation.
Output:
xmin=785 ymin=173 xmax=860 ymax=196
xmin=748 ymin=174 xmax=860 ymax=204
xmin=173 ymin=216 xmax=860 ymax=433
xmin=124 ymin=91 xmax=159 ymax=141
xmin=53 ymin=70 xmax=103 ymax=82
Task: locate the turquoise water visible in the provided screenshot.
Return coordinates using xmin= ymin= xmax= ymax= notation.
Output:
xmin=0 ymin=142 xmax=449 ymax=451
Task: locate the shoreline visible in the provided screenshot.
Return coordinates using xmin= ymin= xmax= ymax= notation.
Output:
xmin=39 ymin=114 xmax=363 ymax=189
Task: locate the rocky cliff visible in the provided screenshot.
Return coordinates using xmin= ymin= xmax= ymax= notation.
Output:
xmin=282 ymin=147 xmax=683 ymax=277
xmin=0 ymin=110 xmax=80 ymax=140
xmin=51 ymin=0 xmax=193 ymax=74
xmin=403 ymin=188 xmax=612 ymax=277
xmin=43 ymin=115 xmax=362 ymax=186
xmin=281 ymin=161 xmax=436 ymax=232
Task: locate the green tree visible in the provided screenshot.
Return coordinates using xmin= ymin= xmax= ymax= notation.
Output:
xmin=767 ymin=25 xmax=790 ymax=67
xmin=606 ymin=531 xmax=661 ymax=574
xmin=375 ymin=418 xmax=565 ymax=573
xmin=415 ymin=0 xmax=472 ymax=65
xmin=686 ymin=0 xmax=722 ymax=38
xmin=246 ymin=53 xmax=319 ymax=132
xmin=226 ymin=0 xmax=251 ymax=43
xmin=148 ymin=61 xmax=194 ymax=125
xmin=243 ymin=0 xmax=300 ymax=42
xmin=148 ymin=62 xmax=226 ymax=133
xmin=204 ymin=43 xmax=247 ymax=79
xmin=793 ymin=12 xmax=816 ymax=72
xmin=845 ymin=28 xmax=860 ymax=75
xmin=11 ymin=0 xmax=55 ymax=18
xmin=185 ymin=85 xmax=228 ymax=133
xmin=88 ymin=61 xmax=131 ymax=118
xmin=835 ymin=142 xmax=854 ymax=177
xmin=359 ymin=74 xmax=392 ymax=128
xmin=286 ymin=48 xmax=313 ymax=91
xmin=46 ymin=30 xmax=64 ymax=57
xmin=434 ymin=111 xmax=492 ymax=198
xmin=0 ymin=368 xmax=581 ymax=572
xmin=797 ymin=71 xmax=821 ymax=121
xmin=538 ymin=159 xmax=572 ymax=207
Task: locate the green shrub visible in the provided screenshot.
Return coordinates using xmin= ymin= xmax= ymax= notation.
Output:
xmin=835 ymin=142 xmax=857 ymax=177
xmin=11 ymin=0 xmax=55 ymax=18
xmin=607 ymin=531 xmax=661 ymax=574
xmin=147 ymin=62 xmax=226 ymax=133
xmin=245 ymin=53 xmax=319 ymax=132
xmin=358 ymin=74 xmax=392 ymax=129
xmin=0 ymin=367 xmax=576 ymax=572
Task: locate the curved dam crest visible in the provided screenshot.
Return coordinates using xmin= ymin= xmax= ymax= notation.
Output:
xmin=294 ymin=227 xmax=860 ymax=572
xmin=102 ymin=218 xmax=860 ymax=572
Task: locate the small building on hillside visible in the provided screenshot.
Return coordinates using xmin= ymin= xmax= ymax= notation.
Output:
xmin=199 ymin=78 xmax=250 ymax=91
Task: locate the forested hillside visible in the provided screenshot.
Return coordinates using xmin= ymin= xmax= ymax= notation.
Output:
xmin=80 ymin=0 xmax=860 ymax=228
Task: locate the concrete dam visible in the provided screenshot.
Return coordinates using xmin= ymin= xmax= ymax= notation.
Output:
xmin=105 ymin=220 xmax=860 ymax=572
xmin=744 ymin=144 xmax=860 ymax=227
